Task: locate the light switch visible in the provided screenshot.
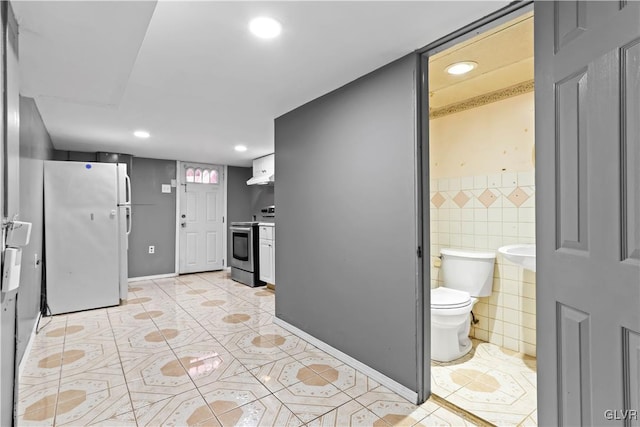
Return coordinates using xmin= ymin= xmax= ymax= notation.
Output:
xmin=162 ymin=184 xmax=171 ymax=193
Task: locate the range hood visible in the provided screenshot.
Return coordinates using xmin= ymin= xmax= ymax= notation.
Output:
xmin=247 ymin=154 xmax=275 ymax=185
xmin=246 ymin=173 xmax=274 ymax=186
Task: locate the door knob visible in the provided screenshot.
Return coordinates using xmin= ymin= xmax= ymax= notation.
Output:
xmin=181 ymin=222 xmax=187 ymax=228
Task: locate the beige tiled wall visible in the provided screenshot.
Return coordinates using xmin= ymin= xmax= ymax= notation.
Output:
xmin=429 ymin=172 xmax=536 ymax=356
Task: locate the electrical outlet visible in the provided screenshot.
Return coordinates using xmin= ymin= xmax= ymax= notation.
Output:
xmin=148 ymin=245 xmax=155 ymax=254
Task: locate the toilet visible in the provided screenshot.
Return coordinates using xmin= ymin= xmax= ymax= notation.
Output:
xmin=431 ymin=248 xmax=496 ymax=362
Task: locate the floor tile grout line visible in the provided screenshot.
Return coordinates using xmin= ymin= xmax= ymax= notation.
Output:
xmin=51 ymin=315 xmax=68 ymax=427
xmin=103 ymin=305 xmax=140 ymax=426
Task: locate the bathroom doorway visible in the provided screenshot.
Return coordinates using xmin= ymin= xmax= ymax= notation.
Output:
xmin=424 ymin=7 xmax=537 ymax=424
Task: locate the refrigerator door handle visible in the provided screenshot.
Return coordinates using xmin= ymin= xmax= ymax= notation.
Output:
xmin=125 ymin=174 xmax=132 ymax=205
xmin=126 ymin=205 xmax=132 ymax=235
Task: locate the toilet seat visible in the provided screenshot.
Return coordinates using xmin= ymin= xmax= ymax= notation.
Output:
xmin=431 ymin=287 xmax=472 ymax=309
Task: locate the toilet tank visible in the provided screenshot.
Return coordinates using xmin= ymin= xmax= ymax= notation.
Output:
xmin=440 ymin=248 xmax=496 ymax=297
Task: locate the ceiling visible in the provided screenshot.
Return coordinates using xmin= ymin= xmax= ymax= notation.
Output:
xmin=13 ymin=1 xmax=507 ymax=167
xmin=429 ymin=11 xmax=533 ymax=110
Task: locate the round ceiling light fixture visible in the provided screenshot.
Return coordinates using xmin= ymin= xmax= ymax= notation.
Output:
xmin=133 ymin=130 xmax=150 ymax=139
xmin=249 ymin=16 xmax=282 ymax=39
xmin=445 ymin=61 xmax=478 ymax=75
xmin=234 ymin=145 xmax=248 ymax=152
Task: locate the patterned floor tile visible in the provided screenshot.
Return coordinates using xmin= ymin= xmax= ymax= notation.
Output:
xmin=305 ymin=399 xmax=386 ymax=427
xmin=225 ymin=337 xmax=291 ymax=370
xmin=274 ymin=378 xmax=352 ymax=423
xmin=20 ymin=344 xmax=64 ymax=384
xmin=54 ymin=384 xmax=133 ymax=426
xmin=198 ymin=370 xmax=271 ymax=416
xmin=176 ymin=352 xmax=246 ymax=388
xmin=355 ymin=387 xmax=430 ymax=426
xmin=319 ymin=365 xmax=380 ymax=399
xmin=18 ymin=271 xmax=537 ymax=427
xmin=216 ymin=394 xmax=303 ymax=427
xmin=250 ymin=356 xmax=314 ymax=393
xmin=417 ymin=406 xmax=479 ymax=426
xmin=293 ymin=350 xmax=344 ymax=373
xmin=58 ymin=340 xmax=121 ymax=376
xmin=123 ymin=351 xmax=198 ymax=409
xmin=17 ymin=379 xmax=61 ymax=422
xmin=133 ymin=388 xmax=219 ymax=427
xmin=59 ymin=363 xmax=127 ymax=393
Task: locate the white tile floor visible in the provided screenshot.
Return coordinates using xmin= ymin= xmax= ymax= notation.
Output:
xmin=18 ymin=271 xmax=484 ymax=426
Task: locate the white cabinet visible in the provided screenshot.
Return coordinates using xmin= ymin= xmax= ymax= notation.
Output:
xmin=253 ymin=154 xmax=274 ymax=177
xmin=259 ymin=224 xmax=275 ymax=284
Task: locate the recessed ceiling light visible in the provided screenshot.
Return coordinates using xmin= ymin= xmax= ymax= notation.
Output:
xmin=249 ymin=17 xmax=282 ymax=39
xmin=133 ymin=130 xmax=150 ymax=138
xmin=235 ymin=145 xmax=248 ymax=152
xmin=446 ymin=61 xmax=478 ymax=75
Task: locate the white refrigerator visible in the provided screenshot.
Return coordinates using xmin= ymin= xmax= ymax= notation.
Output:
xmin=44 ymin=161 xmax=131 ymax=315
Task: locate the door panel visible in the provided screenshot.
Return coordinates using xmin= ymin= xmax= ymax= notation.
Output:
xmin=536 ymin=1 xmax=640 ymax=424
xmin=206 ymin=192 xmax=217 ymax=222
xmin=206 ymin=232 xmax=218 ymax=264
xmin=186 ymin=232 xmax=197 ymax=266
xmin=555 ymin=70 xmax=589 ymax=251
xmin=179 ymin=163 xmax=224 ymax=273
xmin=186 ymin=192 xmax=197 ymax=222
xmin=557 ymin=304 xmax=592 ymax=425
xmin=623 ymin=328 xmax=640 ymax=423
xmin=622 ymin=39 xmax=640 ymax=262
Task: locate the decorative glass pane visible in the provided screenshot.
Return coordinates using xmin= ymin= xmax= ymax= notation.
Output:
xmin=210 ymin=170 xmax=219 ymax=184
xmin=194 ymin=169 xmax=202 ymax=183
xmin=186 ymin=168 xmax=195 ymax=183
xmin=203 ymin=170 xmax=210 ymax=184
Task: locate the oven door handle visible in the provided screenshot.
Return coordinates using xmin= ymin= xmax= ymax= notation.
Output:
xmin=230 ymin=227 xmax=252 ymax=232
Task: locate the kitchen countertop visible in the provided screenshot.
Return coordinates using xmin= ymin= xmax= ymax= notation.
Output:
xmin=258 ymin=222 xmax=275 ymax=226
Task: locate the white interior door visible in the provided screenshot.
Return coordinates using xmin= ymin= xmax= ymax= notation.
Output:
xmin=535 ymin=1 xmax=640 ymax=425
xmin=179 ymin=163 xmax=225 ymax=274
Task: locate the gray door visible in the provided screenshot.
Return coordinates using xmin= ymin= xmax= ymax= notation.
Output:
xmin=535 ymin=1 xmax=640 ymax=425
xmin=179 ymin=163 xmax=225 ymax=274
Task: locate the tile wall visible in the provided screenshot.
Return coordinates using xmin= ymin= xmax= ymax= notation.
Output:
xmin=429 ymin=170 xmax=536 ymax=356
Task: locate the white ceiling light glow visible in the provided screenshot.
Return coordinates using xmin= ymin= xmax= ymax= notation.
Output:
xmin=249 ymin=17 xmax=281 ymax=39
xmin=133 ymin=130 xmax=150 ymax=138
xmin=446 ymin=61 xmax=478 ymax=75
xmin=234 ymin=145 xmax=247 ymax=152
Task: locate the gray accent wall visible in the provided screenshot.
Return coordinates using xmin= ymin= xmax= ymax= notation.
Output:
xmin=227 ymin=166 xmax=252 ymax=261
xmin=128 ymin=158 xmax=176 ymax=278
xmin=274 ymin=54 xmax=420 ymax=390
xmin=17 ymin=97 xmax=54 ymax=362
xmin=251 ymin=185 xmax=274 ymax=221
xmin=1 ymin=5 xmax=22 ymax=424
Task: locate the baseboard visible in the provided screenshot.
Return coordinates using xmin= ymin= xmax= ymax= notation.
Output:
xmin=18 ymin=312 xmax=42 ymax=381
xmin=273 ymin=317 xmax=419 ymax=404
xmin=128 ymin=273 xmax=178 ymax=282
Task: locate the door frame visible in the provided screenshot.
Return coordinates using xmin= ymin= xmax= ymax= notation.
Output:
xmin=175 ymin=161 xmax=228 ymax=275
xmin=415 ymin=0 xmax=534 ymax=403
